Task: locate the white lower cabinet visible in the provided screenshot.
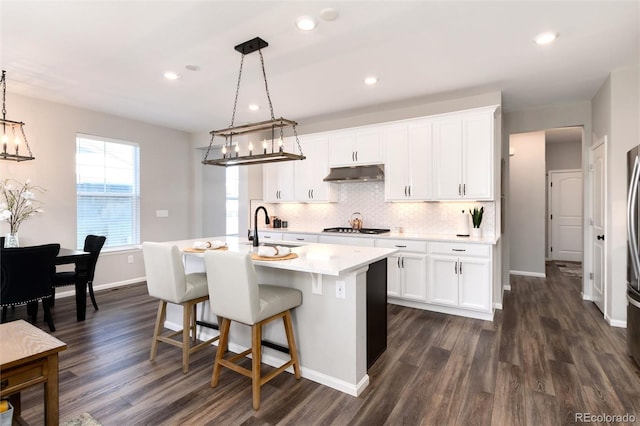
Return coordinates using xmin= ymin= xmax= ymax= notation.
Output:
xmin=282 ymin=233 xmax=319 ymax=244
xmin=375 ymin=239 xmax=428 ymax=302
xmin=427 ymin=242 xmax=492 ymax=313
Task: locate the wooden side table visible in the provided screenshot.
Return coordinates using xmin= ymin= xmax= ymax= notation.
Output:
xmin=0 ymin=320 xmax=67 ymax=426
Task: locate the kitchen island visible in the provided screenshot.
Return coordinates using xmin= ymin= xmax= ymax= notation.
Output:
xmin=159 ymin=236 xmax=397 ymax=396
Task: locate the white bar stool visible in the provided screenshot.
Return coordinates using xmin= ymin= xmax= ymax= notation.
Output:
xmin=204 ymin=250 xmax=302 ymax=410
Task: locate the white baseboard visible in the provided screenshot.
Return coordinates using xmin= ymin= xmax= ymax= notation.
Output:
xmin=54 ymin=278 xmax=146 ymax=299
xmin=607 ymin=317 xmax=627 ymax=328
xmin=509 ymin=270 xmax=546 ymax=278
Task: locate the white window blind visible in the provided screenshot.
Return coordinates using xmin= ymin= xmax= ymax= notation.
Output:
xmin=76 ymin=134 xmax=140 ymax=249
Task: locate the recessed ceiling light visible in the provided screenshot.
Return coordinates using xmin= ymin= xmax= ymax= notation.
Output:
xmin=296 ymin=16 xmax=316 ymax=31
xmin=364 ymin=76 xmax=378 ymax=85
xmin=164 ymin=71 xmax=181 ymax=80
xmin=320 ymin=8 xmax=339 ymax=21
xmin=249 ymin=104 xmax=260 ymax=111
xmin=534 ymin=32 xmax=558 ymax=45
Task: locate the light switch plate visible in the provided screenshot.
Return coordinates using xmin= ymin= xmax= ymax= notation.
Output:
xmin=156 ymin=210 xmax=169 ymax=218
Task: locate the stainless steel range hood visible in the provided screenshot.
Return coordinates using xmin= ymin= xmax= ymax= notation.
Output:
xmin=323 ymin=165 xmax=384 ymax=183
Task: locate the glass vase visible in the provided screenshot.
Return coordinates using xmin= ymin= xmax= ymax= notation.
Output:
xmin=4 ymin=233 xmax=19 ymax=248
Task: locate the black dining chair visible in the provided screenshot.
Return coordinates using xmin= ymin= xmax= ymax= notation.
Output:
xmin=1 ymin=243 xmax=61 ymax=331
xmin=52 ymin=235 xmax=106 ymax=310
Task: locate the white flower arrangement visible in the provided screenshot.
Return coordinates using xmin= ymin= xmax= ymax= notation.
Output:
xmin=0 ymin=178 xmax=45 ymax=234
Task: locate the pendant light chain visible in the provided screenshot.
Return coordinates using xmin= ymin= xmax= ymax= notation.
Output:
xmin=258 ymin=49 xmax=276 ymax=121
xmin=230 ymin=53 xmax=245 ymax=128
xmin=259 ymin=49 xmax=303 ymax=155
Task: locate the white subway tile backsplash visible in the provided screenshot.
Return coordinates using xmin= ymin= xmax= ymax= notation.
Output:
xmin=253 ymin=182 xmax=495 ymax=237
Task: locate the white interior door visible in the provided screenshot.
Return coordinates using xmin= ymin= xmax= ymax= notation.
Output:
xmin=592 ymin=141 xmax=606 ymax=314
xmin=550 ymin=170 xmax=583 ymax=261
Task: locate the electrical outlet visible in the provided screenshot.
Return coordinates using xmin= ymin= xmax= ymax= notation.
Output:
xmin=335 ymin=281 xmax=346 ymax=299
xmin=127 ymin=255 xmax=134 ymax=264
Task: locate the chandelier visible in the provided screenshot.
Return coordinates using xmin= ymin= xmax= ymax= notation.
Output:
xmin=1 ymin=70 xmax=34 ymax=162
xmin=202 ymin=37 xmax=305 ymax=167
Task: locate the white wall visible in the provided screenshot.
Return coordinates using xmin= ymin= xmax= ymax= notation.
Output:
xmin=0 ymin=94 xmax=193 ymax=287
xmin=546 ymin=140 xmax=582 ymax=171
xmin=508 ymin=132 xmax=546 ymax=276
xmin=592 ymin=64 xmax=640 ymax=324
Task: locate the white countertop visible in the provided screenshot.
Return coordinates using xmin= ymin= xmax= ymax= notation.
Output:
xmin=164 ymin=236 xmax=397 ymax=277
xmin=257 ymin=227 xmax=499 ymax=245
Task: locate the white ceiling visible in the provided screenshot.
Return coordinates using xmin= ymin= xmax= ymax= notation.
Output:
xmin=1 ymin=1 xmax=638 ymax=133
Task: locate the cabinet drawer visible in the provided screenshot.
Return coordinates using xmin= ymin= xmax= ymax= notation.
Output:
xmin=429 ymin=242 xmax=490 ymax=257
xmin=0 ymin=360 xmax=46 ymax=396
xmin=376 ymin=239 xmax=427 ymax=253
xmin=259 ymin=232 xmax=283 ymax=241
xmin=282 ymin=233 xmax=319 ymax=243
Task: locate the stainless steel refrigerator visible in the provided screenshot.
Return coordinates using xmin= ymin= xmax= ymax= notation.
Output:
xmin=627 ymin=146 xmax=640 ymax=366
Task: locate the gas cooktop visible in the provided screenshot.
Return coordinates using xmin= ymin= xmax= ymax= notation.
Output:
xmin=322 ymin=227 xmax=390 ymax=234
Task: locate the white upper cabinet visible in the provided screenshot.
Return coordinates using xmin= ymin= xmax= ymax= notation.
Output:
xmin=432 ymin=107 xmax=495 ymax=200
xmin=328 ymin=127 xmax=383 ymax=167
xmin=263 ymin=138 xmax=295 ymax=202
xmin=294 ymin=135 xmax=335 ymax=202
xmin=384 ymin=120 xmax=433 ymax=201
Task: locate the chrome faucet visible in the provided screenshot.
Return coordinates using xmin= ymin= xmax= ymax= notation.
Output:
xmin=253 ymin=206 xmax=270 ymax=247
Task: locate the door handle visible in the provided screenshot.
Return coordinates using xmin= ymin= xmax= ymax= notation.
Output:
xmin=597 ymin=235 xmax=605 ymax=241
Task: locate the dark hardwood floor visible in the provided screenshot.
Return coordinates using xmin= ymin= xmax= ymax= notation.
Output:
xmin=6 ymin=261 xmax=640 ymax=425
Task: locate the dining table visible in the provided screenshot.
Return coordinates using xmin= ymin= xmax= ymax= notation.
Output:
xmin=55 ymin=247 xmax=91 ymax=321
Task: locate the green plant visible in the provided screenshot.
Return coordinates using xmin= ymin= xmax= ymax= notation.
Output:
xmin=470 ymin=206 xmax=484 ymax=229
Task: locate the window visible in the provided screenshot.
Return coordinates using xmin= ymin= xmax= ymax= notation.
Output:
xmin=76 ymin=134 xmax=140 ymax=249
xmin=225 ymin=166 xmax=239 ymax=235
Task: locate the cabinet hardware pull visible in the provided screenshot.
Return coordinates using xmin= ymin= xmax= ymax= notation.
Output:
xmin=264 ymin=235 xmax=271 ymax=239
xmin=395 ymin=245 xmax=407 ymax=248
xmin=458 ymin=184 xmax=462 ymax=196
xmin=397 ymin=257 xmax=400 ymax=268
xmin=463 ymin=184 xmax=466 ymax=195
xmin=404 ymin=186 xmax=407 ymax=196
xmin=455 ymin=261 xmax=458 ymax=274
xmin=355 ymin=151 xmax=358 ymax=162
xmin=401 ymin=257 xmax=405 ymax=268
xmin=0 ymin=379 xmax=7 ymax=389
xmin=311 ymin=189 xmax=314 ymax=199
xmin=452 ymin=249 xmax=466 ymax=252
xmin=459 ymin=262 xmax=463 ymax=274
xmin=408 ymin=185 xmax=411 ymax=197
xmin=352 ymin=152 xmax=355 ymax=162
xmin=296 ymin=238 xmax=304 ymax=241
